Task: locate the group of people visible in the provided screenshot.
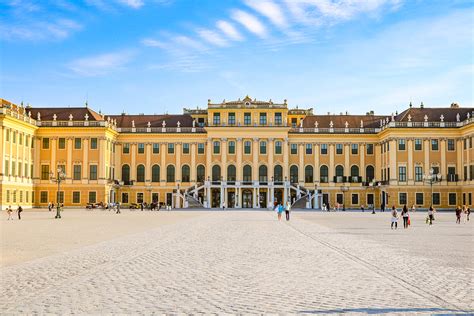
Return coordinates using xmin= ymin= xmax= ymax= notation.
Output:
xmin=455 ymin=205 xmax=471 ymax=224
xmin=274 ymin=201 xmax=292 ymax=221
xmin=5 ymin=205 xmax=23 ymax=220
xmin=390 ymin=204 xmax=413 ymax=229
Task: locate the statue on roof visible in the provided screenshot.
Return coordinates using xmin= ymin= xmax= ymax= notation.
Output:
xmin=360 ymin=120 xmax=364 ymax=128
xmin=468 ymin=112 xmax=471 ymax=119
xmin=84 ymin=113 xmax=89 ymax=121
xmin=131 ymin=120 xmax=135 ymax=128
xmin=147 ymin=121 xmax=151 ymax=128
xmin=37 ymin=112 xmax=41 ymax=121
xmin=423 ymin=115 xmax=428 ymax=122
xmin=407 ymin=114 xmax=412 ymax=122
xmin=456 ymin=113 xmax=460 ymax=122
xmin=329 ymin=121 xmax=334 ymax=128
xmin=53 ymin=114 xmax=57 ymax=121
xmin=440 ymin=114 xmax=444 ymax=122
xmin=314 ymin=121 xmax=318 ymax=128
xmin=177 ymin=121 xmax=181 ymax=128
xmin=192 ymin=119 xmax=196 ymax=128
xmin=69 ymin=114 xmax=73 ymax=121
xmin=162 ymin=120 xmax=166 ymax=128
xmin=299 ymin=119 xmax=303 ymax=128
xmin=345 ymin=121 xmax=349 ymax=128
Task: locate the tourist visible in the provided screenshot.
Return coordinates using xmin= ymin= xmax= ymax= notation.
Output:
xmin=401 ymin=204 xmax=409 ymax=229
xmin=48 ymin=202 xmax=52 ymax=212
xmin=7 ymin=206 xmax=13 ymax=220
xmin=455 ymin=206 xmax=461 ymax=224
xmin=462 ymin=205 xmax=467 ymax=223
xmin=381 ymin=202 xmax=385 ymax=212
xmin=467 ymin=206 xmax=471 ymax=222
xmin=411 ymin=204 xmax=416 ymax=212
xmin=275 ymin=202 xmax=283 ymax=221
xmin=361 ymin=204 xmax=365 ymax=212
xmin=17 ymin=205 xmax=23 ymax=220
xmin=427 ymin=206 xmax=435 ymax=226
xmin=140 ymin=203 xmax=144 ymax=211
xmin=116 ymin=202 xmax=121 ymax=214
xmin=285 ymin=201 xmax=291 ymax=221
xmin=390 ymin=206 xmax=398 ymax=229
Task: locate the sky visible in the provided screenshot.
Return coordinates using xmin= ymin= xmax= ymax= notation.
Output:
xmin=0 ymin=0 xmax=473 ymax=115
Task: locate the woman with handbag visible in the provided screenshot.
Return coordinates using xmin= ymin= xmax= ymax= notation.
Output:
xmin=391 ymin=206 xmax=398 ymax=229
xmin=401 ymin=204 xmax=409 ymax=229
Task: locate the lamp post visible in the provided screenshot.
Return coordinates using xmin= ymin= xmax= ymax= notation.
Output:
xmin=340 ymin=186 xmax=349 ymax=211
xmin=368 ymin=180 xmax=380 ymax=214
xmin=50 ymin=167 xmax=66 ymax=219
xmin=424 ymin=168 xmax=442 ymax=207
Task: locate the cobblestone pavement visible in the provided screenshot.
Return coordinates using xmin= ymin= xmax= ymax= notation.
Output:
xmin=1 ymin=211 xmax=472 ymax=314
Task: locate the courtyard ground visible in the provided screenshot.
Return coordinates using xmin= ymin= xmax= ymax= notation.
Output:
xmin=0 ymin=209 xmax=472 ymax=314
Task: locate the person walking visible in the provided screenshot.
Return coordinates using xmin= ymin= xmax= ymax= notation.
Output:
xmin=140 ymin=202 xmax=144 ymax=211
xmin=411 ymin=204 xmax=416 ymax=212
xmin=48 ymin=202 xmax=52 ymax=212
xmin=7 ymin=206 xmax=13 ymax=220
xmin=274 ymin=202 xmax=280 ymax=220
xmin=17 ymin=205 xmax=23 ymax=220
xmin=285 ymin=201 xmax=291 ymax=221
xmin=401 ymin=204 xmax=409 ymax=229
xmin=455 ymin=206 xmax=461 ymax=224
xmin=116 ymin=202 xmax=121 ymax=214
xmin=427 ymin=206 xmax=435 ymax=226
xmin=467 ymin=206 xmax=471 ymax=222
xmin=391 ymin=206 xmax=398 ymax=229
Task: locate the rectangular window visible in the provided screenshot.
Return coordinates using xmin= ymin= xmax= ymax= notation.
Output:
xmin=260 ymin=141 xmax=267 ymax=154
xmin=41 ymin=165 xmax=50 ymax=180
xmin=414 ymin=139 xmax=422 ymax=151
xmin=73 ymin=192 xmax=81 ymax=203
xmin=168 ymin=143 xmax=175 ymax=154
xmin=183 ymin=143 xmax=190 ymax=154
xmin=336 ymin=144 xmax=343 ymax=155
xmin=259 ymin=113 xmax=267 ymax=125
xmin=153 ymin=143 xmax=159 ymax=154
xmin=19 ymin=190 xmax=23 ymax=203
xmin=291 ymin=118 xmax=297 ymax=128
xmin=244 ymin=141 xmax=251 ymax=154
xmin=73 ymin=165 xmax=81 ymax=180
xmin=228 ymin=141 xmax=235 ymax=154
xmin=122 ymin=143 xmax=130 ymax=154
xmin=42 ymin=138 xmax=50 ymax=149
xmin=351 ymin=144 xmax=358 ymax=155
xmin=399 ymin=192 xmax=407 ymax=205
xmin=213 ymin=113 xmax=220 ymax=125
xmin=244 ymin=113 xmax=251 ymax=125
xmin=275 ymin=141 xmax=282 ymax=154
xmin=89 ymin=165 xmax=98 ymax=180
xmin=25 ymin=135 xmax=29 ymax=147
xmin=40 ymin=191 xmax=48 ymax=203
xmin=11 ymin=162 xmax=16 ymax=177
xmin=398 ymin=166 xmax=407 ymax=182
xmin=24 ymin=163 xmax=28 ymax=178
xmin=321 ymin=144 xmax=328 ymax=155
xmin=6 ymin=190 xmax=10 ymax=203
xmin=4 ymin=160 xmax=9 ymax=176
xmin=18 ymin=162 xmax=22 ymax=177
xmin=448 ymin=193 xmax=456 ymax=206
xmin=464 ymin=139 xmax=468 ymax=150
xmin=415 ymin=193 xmax=423 ymax=205
xmin=121 ymin=193 xmax=129 ymax=204
xmin=74 ymin=138 xmax=81 ymax=149
xmin=415 ymin=166 xmax=423 ymax=182
xmin=432 ymin=193 xmax=440 ymax=205
xmin=6 ymin=130 xmax=9 ymax=142
xmin=58 ymin=138 xmax=66 ymax=149
xmin=213 ymin=141 xmax=220 ymax=154
xmin=351 ymin=194 xmax=359 ymax=205
xmin=306 ymin=144 xmax=312 ymax=155
xmin=138 ymin=143 xmax=145 ymax=154
xmin=228 ymin=112 xmax=236 ymax=125
xmin=88 ymin=191 xmax=97 ymax=203
xmin=447 ymin=139 xmax=455 ymax=151
xmin=275 ymin=113 xmax=282 ymax=125
xmin=290 ymin=144 xmax=297 ymax=155
xmin=90 ymin=138 xmax=98 ymax=149
xmin=12 ymin=131 xmax=16 ymax=143
xmin=137 ymin=192 xmax=144 ymax=203
xmin=198 ymin=143 xmax=205 ymax=154
xmin=431 ymin=139 xmax=439 ymax=151
xmin=398 ymin=139 xmax=406 ymax=151
xmin=19 ymin=134 xmax=23 ymax=145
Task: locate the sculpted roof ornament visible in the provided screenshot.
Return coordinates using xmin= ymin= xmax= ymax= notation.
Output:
xmin=84 ymin=113 xmax=89 ymax=121
xmin=329 ymin=120 xmax=334 ymax=128
xmin=456 ymin=113 xmax=460 ymax=122
xmin=37 ymin=112 xmax=41 ymax=120
xmin=131 ymin=120 xmax=135 ymax=128
xmin=360 ymin=120 xmax=364 ymax=128
xmin=53 ymin=114 xmax=57 ymax=121
xmin=69 ymin=114 xmax=73 ymax=121
xmin=162 ymin=120 xmax=166 ymax=128
xmin=345 ymin=121 xmax=349 ymax=128
xmin=468 ymin=112 xmax=471 ymax=119
xmin=440 ymin=114 xmax=444 ymax=122
xmin=407 ymin=114 xmax=412 ymax=122
xmin=314 ymin=121 xmax=318 ymax=128
xmin=424 ymin=114 xmax=428 ymax=122
xmin=147 ymin=121 xmax=151 ymax=128
xmin=177 ymin=121 xmax=181 ymax=128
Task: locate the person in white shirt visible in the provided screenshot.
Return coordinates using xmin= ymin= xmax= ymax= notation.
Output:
xmin=391 ymin=206 xmax=398 ymax=229
xmin=285 ymin=201 xmax=291 ymax=221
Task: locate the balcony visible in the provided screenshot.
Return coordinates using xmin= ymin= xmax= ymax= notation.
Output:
xmin=447 ymin=174 xmax=458 ymax=182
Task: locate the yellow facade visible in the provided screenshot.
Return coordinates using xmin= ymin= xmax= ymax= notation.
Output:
xmin=1 ymin=96 xmax=473 ymax=210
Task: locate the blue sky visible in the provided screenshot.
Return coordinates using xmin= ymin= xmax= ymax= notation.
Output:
xmin=0 ymin=0 xmax=472 ymax=115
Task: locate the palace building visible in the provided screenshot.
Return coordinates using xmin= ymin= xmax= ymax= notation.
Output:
xmin=0 ymin=96 xmax=473 ymax=210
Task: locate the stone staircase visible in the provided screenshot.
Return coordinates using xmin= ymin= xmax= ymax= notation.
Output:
xmin=185 ymin=193 xmax=204 ymax=208
xmin=290 ymin=183 xmax=311 ymax=209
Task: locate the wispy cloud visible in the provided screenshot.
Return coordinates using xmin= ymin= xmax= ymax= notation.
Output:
xmin=231 ymin=10 xmax=267 ymax=38
xmin=0 ymin=18 xmax=82 ymax=41
xmin=68 ymin=51 xmax=135 ymax=76
xmin=244 ymin=0 xmax=287 ymax=28
xmin=117 ymin=0 xmax=144 ymax=9
xmin=216 ymin=20 xmax=244 ymax=41
xmin=197 ymin=28 xmax=229 ymax=47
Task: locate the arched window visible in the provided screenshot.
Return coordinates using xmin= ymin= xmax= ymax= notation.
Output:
xmin=136 ymin=165 xmax=145 ymax=182
xmin=351 ymin=165 xmax=359 ymax=182
xmin=366 ymin=165 xmax=375 ymax=182
xmin=290 ymin=165 xmax=298 ymax=183
xmin=122 ymin=164 xmax=130 ymax=183
xmin=259 ymin=165 xmax=268 ymax=182
xmin=335 ymin=165 xmax=344 ymax=183
xmin=305 ymin=165 xmax=313 ymax=183
xmin=152 ymin=165 xmax=160 ymax=182
xmin=320 ymin=165 xmax=329 ymax=183
xmin=243 ymin=165 xmax=252 ymax=182
xmin=197 ymin=165 xmax=205 ymax=182
xmin=182 ymin=165 xmax=190 ymax=182
xmin=227 ymin=165 xmax=236 ymax=181
xmin=212 ymin=165 xmax=221 ymax=181
xmin=274 ymin=165 xmax=283 ymax=182
xmin=166 ymin=165 xmax=175 ymax=182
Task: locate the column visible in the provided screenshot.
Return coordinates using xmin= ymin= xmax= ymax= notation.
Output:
xmin=206 ymin=138 xmax=212 ymax=180
xmin=176 ymin=142 xmax=181 ymax=182
xmin=131 ymin=143 xmax=136 ymax=181
xmin=283 ymin=138 xmax=289 ymax=181
xmin=457 ymin=140 xmax=463 ymax=180
xmin=34 ymin=137 xmax=40 ymax=178
xmin=440 ymin=139 xmax=446 ymax=178
xmin=145 ymin=143 xmax=151 ymax=181
xmin=82 ymin=138 xmax=89 ymax=179
xmin=407 ymin=139 xmax=413 ymax=181
xmin=98 ymin=137 xmax=106 ymax=180
xmin=424 ymin=139 xmax=430 ymax=175
xmin=0 ymin=129 xmax=4 ymax=178
xmin=298 ymin=143 xmax=304 ymax=183
xmin=252 ymin=138 xmax=258 ymax=181
xmin=51 ymin=137 xmax=57 ymax=172
xmin=221 ymin=138 xmax=227 ymax=181
xmin=389 ymin=139 xmax=397 ymax=181
xmin=116 ymin=143 xmax=122 ymax=180
xmin=160 ymin=143 xmax=166 ymax=182
xmin=236 ymin=138 xmax=242 ymax=181
xmin=314 ymin=143 xmax=320 ymax=182
xmin=268 ymin=138 xmax=274 ymax=180
xmin=252 ymin=187 xmax=257 ymax=208
xmin=359 ymin=144 xmax=365 ymax=180
xmin=329 ymin=143 xmax=335 ymax=182
xmin=66 ymin=137 xmax=73 ymax=179
xmin=375 ymin=144 xmax=382 ymax=180
xmin=191 ymin=143 xmax=196 ymax=183
xmin=344 ymin=143 xmax=350 ymax=178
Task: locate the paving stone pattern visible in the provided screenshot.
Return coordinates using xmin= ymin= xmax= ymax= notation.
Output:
xmin=1 ymin=211 xmax=472 ymax=314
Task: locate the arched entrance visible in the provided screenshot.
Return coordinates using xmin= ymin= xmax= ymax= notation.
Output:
xmin=242 ymin=189 xmax=253 ymax=208
xmin=211 ymin=188 xmax=221 ymax=208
